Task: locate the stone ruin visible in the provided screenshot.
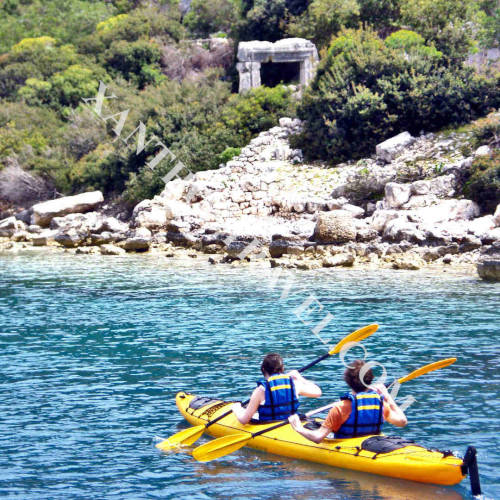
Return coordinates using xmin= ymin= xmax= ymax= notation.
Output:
xmin=236 ymin=38 xmax=319 ymax=93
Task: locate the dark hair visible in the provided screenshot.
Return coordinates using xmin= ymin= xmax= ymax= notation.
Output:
xmin=344 ymin=360 xmax=373 ymax=393
xmin=261 ymin=353 xmax=284 ymax=376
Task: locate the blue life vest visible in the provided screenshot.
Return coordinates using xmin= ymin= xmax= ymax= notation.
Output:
xmin=257 ymin=374 xmax=299 ymax=422
xmin=335 ymin=390 xmax=384 ymax=438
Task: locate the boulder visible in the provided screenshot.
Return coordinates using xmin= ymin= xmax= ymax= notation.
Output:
xmin=101 ymin=217 xmax=128 ymax=234
xmin=494 ymin=204 xmax=500 ymax=226
xmin=384 ymin=183 xmax=411 ymax=209
xmin=159 ymin=178 xmax=187 ymax=201
xmin=32 ymin=191 xmax=104 ymax=226
xmin=474 ymin=145 xmax=491 ymax=157
xmin=467 ymin=216 xmax=495 ymax=237
xmin=122 ymin=227 xmax=151 ymax=252
xmin=411 ymin=175 xmax=455 ymax=198
xmin=391 ymin=253 xmax=425 ymax=270
xmin=410 ymin=199 xmax=480 ymax=225
xmin=341 ymin=203 xmax=365 ymax=218
xmin=100 ymin=244 xmax=126 ymax=255
xmin=477 ymin=258 xmax=500 ymax=281
xmin=31 ymin=230 xmax=57 ymax=246
xmin=313 ymin=210 xmax=357 ymax=244
xmin=383 ymin=217 xmax=426 ymax=243
xmin=165 ymin=200 xmax=193 ymax=221
xmin=54 ymin=230 xmax=86 ymax=248
xmin=269 ymin=239 xmax=304 ymax=258
xmin=322 ymin=253 xmax=355 ymax=267
xmin=132 ymin=200 xmax=166 ymax=229
xmin=376 ymin=132 xmax=415 ymax=163
xmin=0 ymin=216 xmax=25 ymax=237
xmin=369 ymin=210 xmax=400 ymax=233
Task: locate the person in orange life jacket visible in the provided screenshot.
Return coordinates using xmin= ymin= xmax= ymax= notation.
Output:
xmin=232 ymin=353 xmax=322 ymax=424
xmin=288 ymin=359 xmax=407 ymax=442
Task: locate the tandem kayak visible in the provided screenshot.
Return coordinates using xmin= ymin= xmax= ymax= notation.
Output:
xmin=176 ymin=391 xmax=479 ymax=489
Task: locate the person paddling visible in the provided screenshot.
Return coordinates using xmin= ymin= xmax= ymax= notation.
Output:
xmin=232 ymin=353 xmax=322 ymax=424
xmin=288 ymin=359 xmax=407 ymax=442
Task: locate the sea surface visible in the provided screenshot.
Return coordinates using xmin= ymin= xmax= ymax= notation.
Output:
xmin=0 ymin=250 xmax=498 ymax=499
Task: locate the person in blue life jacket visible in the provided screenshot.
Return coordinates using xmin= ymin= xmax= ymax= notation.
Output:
xmin=232 ymin=353 xmax=322 ymax=424
xmin=288 ymin=359 xmax=407 ymax=442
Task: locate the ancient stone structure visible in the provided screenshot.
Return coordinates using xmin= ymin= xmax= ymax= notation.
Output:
xmin=236 ymin=38 xmax=319 ymax=93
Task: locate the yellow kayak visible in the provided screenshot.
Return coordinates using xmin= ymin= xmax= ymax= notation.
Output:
xmin=176 ymin=391 xmax=469 ymax=487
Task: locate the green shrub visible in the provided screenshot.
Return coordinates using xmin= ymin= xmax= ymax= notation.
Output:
xmin=183 ymin=0 xmax=240 ymax=38
xmin=470 ymin=112 xmax=500 ymax=149
xmin=294 ymin=28 xmax=500 ymax=164
xmin=463 ymin=150 xmax=500 ymax=214
xmin=218 ymin=147 xmax=241 ymax=164
xmin=104 ymin=39 xmax=163 ymax=88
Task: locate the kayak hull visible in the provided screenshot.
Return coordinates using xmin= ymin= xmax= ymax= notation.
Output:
xmin=176 ymin=391 xmax=465 ymax=486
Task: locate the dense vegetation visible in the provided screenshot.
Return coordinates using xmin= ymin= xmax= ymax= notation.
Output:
xmin=0 ymin=0 xmax=498 ymax=209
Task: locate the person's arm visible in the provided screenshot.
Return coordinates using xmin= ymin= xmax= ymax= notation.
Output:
xmin=371 ymin=383 xmax=407 ymax=427
xmin=231 ymin=386 xmax=265 ymax=425
xmin=288 ymin=414 xmax=331 ymax=443
xmin=288 ymin=370 xmax=322 ymax=398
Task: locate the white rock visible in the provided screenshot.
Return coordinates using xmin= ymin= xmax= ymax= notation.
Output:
xmin=369 ymin=210 xmax=400 ymax=233
xmin=32 ymin=191 xmax=104 ymax=226
xmin=410 ymin=200 xmax=480 ymax=225
xmin=165 ymin=200 xmax=192 ymax=221
xmin=376 ymin=132 xmax=415 ymax=163
xmin=132 ymin=200 xmax=166 ymax=229
xmin=474 ymin=145 xmax=491 ymax=157
xmin=160 ymin=179 xmax=188 ymax=201
xmin=0 ymin=216 xmax=25 ymax=237
xmin=467 ymin=216 xmax=495 ymax=237
xmin=384 ymin=183 xmax=411 ymax=209
xmin=341 ymin=203 xmax=365 ymax=218
xmin=100 ymin=244 xmax=126 ymax=255
xmin=383 ymin=217 xmax=426 ymax=243
xmin=494 ymin=204 xmax=500 ymax=226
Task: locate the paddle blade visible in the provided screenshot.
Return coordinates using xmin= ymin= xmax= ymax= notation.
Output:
xmin=192 ymin=434 xmax=250 ymax=462
xmin=398 ymin=358 xmax=457 ymax=384
xmin=329 ymin=324 xmax=379 ymax=355
xmin=156 ymin=425 xmax=205 ymax=451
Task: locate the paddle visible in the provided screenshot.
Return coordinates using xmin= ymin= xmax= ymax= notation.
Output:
xmin=156 ymin=323 xmax=378 ymax=451
xmin=192 ymin=401 xmax=338 ymax=462
xmin=192 ymin=356 xmax=457 ymax=462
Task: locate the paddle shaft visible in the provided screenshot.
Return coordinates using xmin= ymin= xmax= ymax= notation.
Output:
xmin=242 ymin=402 xmax=336 ymax=440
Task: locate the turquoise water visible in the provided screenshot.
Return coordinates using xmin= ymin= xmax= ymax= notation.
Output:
xmin=0 ymin=250 xmax=498 ymax=499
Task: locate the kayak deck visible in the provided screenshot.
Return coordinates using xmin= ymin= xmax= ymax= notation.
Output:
xmin=176 ymin=391 xmax=466 ymax=486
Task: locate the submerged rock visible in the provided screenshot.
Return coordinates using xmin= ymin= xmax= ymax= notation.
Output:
xmin=477 ymin=258 xmax=500 ymax=281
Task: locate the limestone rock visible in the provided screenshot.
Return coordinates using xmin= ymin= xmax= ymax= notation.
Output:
xmin=122 ymin=227 xmax=151 ymax=252
xmin=32 ymin=191 xmax=104 ymax=226
xmin=0 ymin=216 xmax=26 ymax=237
xmin=383 ymin=217 xmax=426 ymax=243
xmin=474 ymin=145 xmax=491 ymax=157
xmin=384 ymin=183 xmax=411 ymax=209
xmin=314 ymin=210 xmax=357 ymax=244
xmin=100 ymin=244 xmax=126 ymax=255
xmin=132 ymin=200 xmax=166 ymax=229
xmin=376 ymin=132 xmax=415 ymax=163
xmin=391 ymin=253 xmax=425 ymax=270
xmin=269 ymin=239 xmax=304 ymax=258
xmin=322 ymin=253 xmax=355 ymax=267
xmin=31 ymin=230 xmax=57 ymax=246
xmin=369 ymin=210 xmax=400 ymax=233
xmin=55 ymin=230 xmax=86 ymax=248
xmin=477 ymin=258 xmax=500 ymax=281
xmin=165 ymin=200 xmax=193 ymax=221
xmin=494 ymin=204 xmax=500 ymax=226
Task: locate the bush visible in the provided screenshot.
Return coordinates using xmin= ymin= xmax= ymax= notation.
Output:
xmin=183 ymin=0 xmax=240 ymax=38
xmin=218 ymin=147 xmax=241 ymax=164
xmin=463 ymin=150 xmax=500 ymax=214
xmin=104 ymin=39 xmax=164 ymax=88
xmin=470 ymin=112 xmax=500 ymax=149
xmin=294 ymin=28 xmax=500 ymax=164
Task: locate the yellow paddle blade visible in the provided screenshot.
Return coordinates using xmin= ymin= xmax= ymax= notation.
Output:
xmin=398 ymin=358 xmax=457 ymax=384
xmin=329 ymin=324 xmax=379 ymax=355
xmin=156 ymin=425 xmax=206 ymax=451
xmin=192 ymin=433 xmax=250 ymax=462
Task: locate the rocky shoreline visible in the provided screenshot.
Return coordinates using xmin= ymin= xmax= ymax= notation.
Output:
xmin=1 ymin=116 xmax=499 ymax=280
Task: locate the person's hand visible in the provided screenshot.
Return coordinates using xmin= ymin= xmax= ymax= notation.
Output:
xmin=371 ymin=382 xmax=389 ymax=398
xmin=288 ymin=413 xmax=302 ymax=431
